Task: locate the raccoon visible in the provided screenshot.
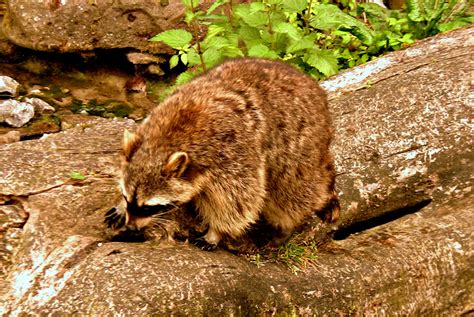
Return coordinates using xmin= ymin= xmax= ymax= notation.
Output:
xmin=105 ymin=58 xmax=339 ymax=250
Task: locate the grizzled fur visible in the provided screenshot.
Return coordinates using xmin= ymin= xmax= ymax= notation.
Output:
xmin=109 ymin=58 xmax=339 ymax=249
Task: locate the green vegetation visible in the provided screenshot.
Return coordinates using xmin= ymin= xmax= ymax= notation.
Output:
xmin=151 ymin=0 xmax=472 ymax=86
xmin=273 ymin=240 xmax=318 ymax=273
xmin=69 ymin=171 xmax=87 ymax=181
xmin=249 ymin=238 xmax=319 ymax=273
xmin=70 ymin=99 xmax=132 ymax=118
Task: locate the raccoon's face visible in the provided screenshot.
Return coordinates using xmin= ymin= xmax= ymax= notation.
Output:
xmin=118 ymin=129 xmax=200 ymax=230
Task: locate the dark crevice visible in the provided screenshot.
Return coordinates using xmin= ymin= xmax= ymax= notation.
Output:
xmin=333 ymin=199 xmax=432 ymax=240
xmin=19 ymin=133 xmax=48 ymax=141
xmin=0 ymin=196 xmax=29 ymax=230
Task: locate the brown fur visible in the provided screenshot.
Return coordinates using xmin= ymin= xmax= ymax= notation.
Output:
xmin=117 ymin=58 xmax=339 ymax=248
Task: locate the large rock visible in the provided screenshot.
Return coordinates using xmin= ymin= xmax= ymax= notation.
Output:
xmin=0 ymin=27 xmax=472 ymax=315
xmin=2 ymin=0 xmax=192 ymax=53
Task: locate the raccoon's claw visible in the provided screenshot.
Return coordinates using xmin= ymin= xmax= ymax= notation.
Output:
xmin=104 ymin=207 xmax=126 ymax=229
xmin=192 ymin=237 xmax=218 ymax=251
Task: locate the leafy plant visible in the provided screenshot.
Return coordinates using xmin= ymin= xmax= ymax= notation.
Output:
xmin=405 ymin=0 xmax=474 ymax=37
xmin=150 ymin=0 xmax=473 ymax=90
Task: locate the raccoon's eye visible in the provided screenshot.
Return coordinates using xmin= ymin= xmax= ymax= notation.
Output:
xmin=134 ymin=204 xmax=174 ymax=217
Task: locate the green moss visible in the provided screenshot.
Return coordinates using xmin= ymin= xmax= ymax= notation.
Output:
xmin=34 ymin=114 xmax=61 ymax=126
xmin=70 ymin=98 xmax=85 ymax=113
xmin=146 ymin=79 xmax=174 ymax=103
xmin=39 ymin=85 xmax=71 ymax=100
xmin=68 ymin=70 xmax=88 ymax=83
xmin=20 ymin=57 xmax=50 ymax=75
xmin=275 ymin=306 xmax=298 ymax=317
xmin=107 ymin=102 xmax=133 ymax=118
xmin=70 ymin=98 xmax=132 ymax=118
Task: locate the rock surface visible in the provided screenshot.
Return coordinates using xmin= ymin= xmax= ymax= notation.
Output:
xmin=2 ymin=0 xmax=204 ymax=53
xmin=0 ymin=130 xmax=20 ymax=145
xmin=0 ymin=27 xmax=473 ymax=315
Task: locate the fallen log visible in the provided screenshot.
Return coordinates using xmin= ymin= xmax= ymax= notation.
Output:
xmin=0 ymin=26 xmax=472 ymax=315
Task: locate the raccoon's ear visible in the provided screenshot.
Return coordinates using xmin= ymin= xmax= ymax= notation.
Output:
xmin=123 ymin=129 xmax=140 ymax=162
xmin=163 ymin=151 xmax=189 ymax=177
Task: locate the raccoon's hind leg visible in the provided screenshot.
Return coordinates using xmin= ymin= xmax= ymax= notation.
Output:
xmin=315 ymin=165 xmax=340 ymax=223
xmin=262 ymin=201 xmax=300 ymax=247
xmin=317 ymin=188 xmax=340 ymax=223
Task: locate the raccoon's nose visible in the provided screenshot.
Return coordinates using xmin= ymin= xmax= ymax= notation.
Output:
xmin=125 ymin=211 xmax=140 ymax=231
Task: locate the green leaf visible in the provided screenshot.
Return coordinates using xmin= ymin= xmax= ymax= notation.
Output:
xmin=310 ymin=4 xmax=374 ymax=45
xmin=358 ymin=3 xmax=388 ymax=22
xmin=438 ymin=16 xmax=474 ymax=32
xmin=282 ymin=0 xmax=307 ymax=13
xmin=149 ymin=30 xmax=193 ymax=50
xmin=235 ymin=5 xmax=268 ymax=27
xmin=176 ymin=70 xmax=197 ymax=86
xmin=223 ymin=46 xmax=245 ymax=58
xmin=406 ymin=0 xmax=425 ymax=22
xmin=250 ymin=2 xmax=266 ymax=12
xmin=233 ymin=3 xmax=250 ymax=17
xmin=248 ymin=44 xmax=279 ymax=59
xmin=207 ymin=0 xmax=229 ymax=15
xmin=181 ymin=53 xmax=188 ymax=66
xmin=267 ymin=0 xmax=283 ymax=4
xmin=184 ymin=11 xmax=195 ymax=25
xmin=203 ymin=47 xmax=223 ymax=67
xmin=205 ymin=25 xmax=226 ymax=40
xmin=70 ymin=171 xmax=86 ymax=181
xmin=187 ymin=49 xmax=201 ymax=66
xmin=203 ymin=36 xmax=230 ymax=50
xmin=305 ymin=50 xmax=339 ymax=77
xmin=273 ymin=22 xmax=302 ymax=41
xmin=244 ymin=12 xmax=268 ymax=27
xmin=333 ymin=30 xmax=353 ymax=45
xmin=169 ymin=55 xmax=179 ymax=69
xmin=286 ymin=36 xmax=315 ymax=53
xmin=182 ymin=0 xmax=200 ymax=9
xmin=238 ymin=25 xmax=261 ymax=42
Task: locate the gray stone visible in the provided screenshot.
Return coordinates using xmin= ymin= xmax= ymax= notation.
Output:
xmin=0 ymin=27 xmax=472 ymax=315
xmin=24 ymin=97 xmax=56 ymax=114
xmin=127 ymin=52 xmax=166 ymax=65
xmin=0 ymin=99 xmax=34 ymax=127
xmin=146 ymin=64 xmax=165 ymax=76
xmin=0 ymin=75 xmax=19 ymax=97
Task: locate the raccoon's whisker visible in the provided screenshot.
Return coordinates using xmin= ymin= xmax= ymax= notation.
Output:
xmin=153 ymin=208 xmax=178 ymax=217
xmin=151 ymin=218 xmax=174 ymax=226
xmin=151 ymin=217 xmax=173 ymax=223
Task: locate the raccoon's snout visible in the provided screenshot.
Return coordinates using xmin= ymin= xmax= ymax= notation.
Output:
xmin=125 ymin=223 xmax=141 ymax=231
xmin=125 ymin=212 xmax=152 ymax=231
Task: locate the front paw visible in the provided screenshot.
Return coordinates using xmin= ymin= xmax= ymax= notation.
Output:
xmin=192 ymin=237 xmax=218 ymax=251
xmin=104 ymin=207 xmax=126 ymax=229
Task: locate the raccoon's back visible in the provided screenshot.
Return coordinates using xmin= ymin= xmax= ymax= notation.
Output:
xmin=205 ymin=58 xmax=332 ymax=155
xmin=149 ymin=58 xmax=332 ymax=170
